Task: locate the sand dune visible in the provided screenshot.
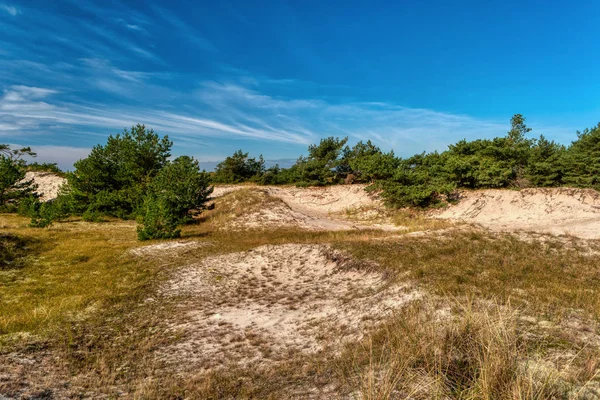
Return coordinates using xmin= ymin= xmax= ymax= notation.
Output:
xmin=435 ymin=188 xmax=600 ymax=239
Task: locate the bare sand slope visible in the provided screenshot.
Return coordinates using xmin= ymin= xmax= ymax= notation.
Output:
xmin=227 ymin=196 xmax=361 ymax=231
xmin=264 ymin=185 xmax=380 ymax=213
xmin=24 ymin=172 xmax=66 ymax=202
xmin=159 ymin=244 xmax=419 ymax=371
xmin=212 ymin=185 xmax=402 ymax=231
xmin=212 ymin=184 xmax=379 ymax=212
xmin=436 ymin=188 xmax=600 ymax=239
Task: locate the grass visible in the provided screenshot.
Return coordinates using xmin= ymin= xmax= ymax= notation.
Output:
xmin=343 ymin=204 xmax=452 ymax=232
xmin=336 ymin=300 xmax=569 ymax=399
xmin=1 ymin=188 xmax=600 ymax=398
xmin=0 ymin=214 xmax=149 ymax=340
xmin=336 ymin=231 xmax=600 ymax=318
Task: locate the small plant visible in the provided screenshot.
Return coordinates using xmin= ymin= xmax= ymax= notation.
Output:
xmin=137 ymin=156 xmax=212 ymax=240
xmin=137 ymin=195 xmax=181 ymax=240
xmin=18 ymin=196 xmax=70 ymax=228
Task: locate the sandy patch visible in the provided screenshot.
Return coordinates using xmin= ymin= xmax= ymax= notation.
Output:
xmin=435 ymin=188 xmax=600 ymax=239
xmin=158 ymin=244 xmax=419 ymax=370
xmin=211 ymin=184 xmax=380 ymax=213
xmin=264 ymin=185 xmax=380 ymax=213
xmin=130 ymin=240 xmax=211 ymax=257
xmin=214 ymin=186 xmax=403 ymax=232
xmin=23 ymin=172 xmax=66 ymax=202
xmin=228 ymin=200 xmax=356 ymax=231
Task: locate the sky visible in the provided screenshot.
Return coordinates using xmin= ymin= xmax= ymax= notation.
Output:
xmin=1 ymin=0 xmax=599 ymax=170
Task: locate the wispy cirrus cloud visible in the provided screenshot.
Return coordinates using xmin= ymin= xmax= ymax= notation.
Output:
xmin=0 ymin=84 xmax=314 ymax=144
xmin=0 ymin=81 xmax=513 ymax=154
xmin=0 ymin=3 xmax=19 ymax=16
xmin=2 ymin=77 xmax=579 ymax=170
xmin=150 ymin=4 xmax=216 ymax=52
xmin=0 ymin=1 xmax=165 ymax=68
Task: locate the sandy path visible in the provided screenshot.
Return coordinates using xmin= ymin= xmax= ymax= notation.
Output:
xmin=212 ymin=185 xmax=402 ymax=231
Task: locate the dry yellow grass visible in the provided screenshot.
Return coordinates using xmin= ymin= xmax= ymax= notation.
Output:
xmin=0 ymin=214 xmax=144 ymax=340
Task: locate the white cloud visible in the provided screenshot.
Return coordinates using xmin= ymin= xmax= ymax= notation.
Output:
xmin=2 ymin=85 xmax=57 ymax=101
xmin=26 ymin=145 xmax=90 ymax=170
xmin=0 ymin=82 xmax=577 ymax=158
xmin=151 ymin=4 xmax=215 ymax=51
xmin=0 ymin=85 xmax=314 ymax=144
xmin=0 ymin=3 xmax=19 ymax=16
xmin=198 ymin=82 xmax=322 ymax=110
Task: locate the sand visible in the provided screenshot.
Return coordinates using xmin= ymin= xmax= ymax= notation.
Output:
xmin=213 ymin=185 xmax=403 ymax=232
xmin=158 ymin=244 xmax=419 ymax=370
xmin=435 ymin=188 xmax=600 ymax=239
xmin=23 ymin=172 xmax=66 ymax=202
xmin=129 ymin=240 xmax=212 ymax=257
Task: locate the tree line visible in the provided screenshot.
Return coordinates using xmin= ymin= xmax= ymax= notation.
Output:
xmin=212 ymin=114 xmax=600 ymax=206
xmin=1 ymin=114 xmax=600 ymax=240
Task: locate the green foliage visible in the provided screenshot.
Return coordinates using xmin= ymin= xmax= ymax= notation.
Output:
xmin=562 ymin=123 xmax=600 ymax=188
xmin=380 ymin=152 xmax=455 ymax=207
xmin=27 ymin=162 xmax=63 ymax=175
xmin=445 ymin=139 xmax=515 ymax=188
xmin=295 ymin=137 xmax=349 ymax=186
xmin=443 ymin=115 xmax=535 ymax=189
xmin=148 ymin=156 xmax=213 ymax=222
xmin=68 ymin=124 xmax=172 ymax=219
xmin=526 ymin=135 xmax=566 ymax=187
xmin=256 ymin=164 xmax=296 ymax=185
xmin=0 ymin=145 xmax=38 ymax=211
xmin=212 ymin=150 xmax=265 ymax=183
xmin=18 ymin=195 xmax=71 ymax=228
xmin=136 ymin=195 xmax=181 ymax=240
xmin=345 ymin=141 xmax=400 ymax=182
xmin=137 ymin=156 xmax=212 ymax=240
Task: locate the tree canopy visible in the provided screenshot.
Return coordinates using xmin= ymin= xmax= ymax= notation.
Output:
xmin=0 ymin=145 xmax=38 ymax=211
xmin=68 ymin=124 xmax=173 ymax=219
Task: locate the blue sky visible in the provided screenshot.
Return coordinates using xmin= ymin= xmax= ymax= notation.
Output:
xmin=1 ymin=0 xmax=599 ymax=170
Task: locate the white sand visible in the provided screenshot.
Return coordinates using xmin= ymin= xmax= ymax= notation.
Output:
xmin=23 ymin=172 xmax=66 ymax=202
xmin=158 ymin=244 xmax=419 ymax=370
xmin=214 ymin=185 xmax=403 ymax=232
xmin=435 ymin=188 xmax=600 ymax=239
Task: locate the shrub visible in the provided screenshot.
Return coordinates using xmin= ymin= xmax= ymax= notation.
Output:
xmin=295 ymin=137 xmax=348 ymax=186
xmin=137 ymin=156 xmax=212 ymax=240
xmin=345 ymin=142 xmax=400 ymax=183
xmin=147 ymin=156 xmax=213 ymax=222
xmin=137 ymin=195 xmax=181 ymax=240
xmin=562 ymin=123 xmax=600 ymax=188
xmin=18 ymin=196 xmax=71 ymax=228
xmin=444 ymin=115 xmax=535 ymax=189
xmin=526 ymin=135 xmax=566 ymax=187
xmin=380 ymin=153 xmax=454 ymax=208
